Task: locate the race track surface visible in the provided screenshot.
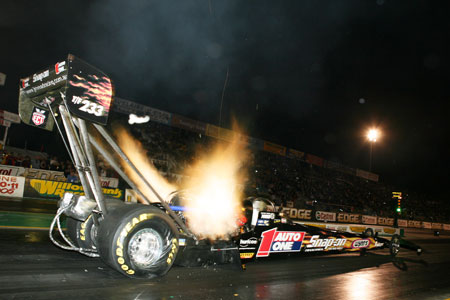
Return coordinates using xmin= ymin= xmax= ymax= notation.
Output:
xmin=0 ymin=199 xmax=450 ymax=300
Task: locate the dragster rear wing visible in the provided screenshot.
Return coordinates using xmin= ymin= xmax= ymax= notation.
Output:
xmin=18 ymin=54 xmax=113 ymax=130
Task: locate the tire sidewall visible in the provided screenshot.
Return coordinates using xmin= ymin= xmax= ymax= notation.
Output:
xmin=98 ymin=204 xmax=179 ymax=278
xmin=66 ymin=216 xmax=96 ymax=249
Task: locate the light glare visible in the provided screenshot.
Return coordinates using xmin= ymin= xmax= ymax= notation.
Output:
xmin=367 ymin=128 xmax=380 ymax=142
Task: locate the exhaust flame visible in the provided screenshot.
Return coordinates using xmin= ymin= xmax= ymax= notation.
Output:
xmin=116 ymin=128 xmax=177 ymax=203
xmin=180 ymin=129 xmax=249 ymax=239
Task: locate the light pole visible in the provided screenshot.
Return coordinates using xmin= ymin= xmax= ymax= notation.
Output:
xmin=367 ymin=128 xmax=380 ymax=172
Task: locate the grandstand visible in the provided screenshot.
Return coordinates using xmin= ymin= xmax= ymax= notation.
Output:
xmin=1 ymin=98 xmax=448 ymax=224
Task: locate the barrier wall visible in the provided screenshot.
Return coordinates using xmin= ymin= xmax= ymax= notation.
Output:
xmin=275 ymin=207 xmax=450 ymax=231
xmin=0 ymin=164 xmax=118 ymax=187
xmin=24 ymin=179 xmax=123 ymax=200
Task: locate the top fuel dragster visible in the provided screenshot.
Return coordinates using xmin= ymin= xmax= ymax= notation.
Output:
xmin=18 ymin=55 xmax=422 ymax=278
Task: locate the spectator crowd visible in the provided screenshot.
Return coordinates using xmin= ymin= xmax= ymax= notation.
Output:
xmin=1 ymin=115 xmax=448 ymax=223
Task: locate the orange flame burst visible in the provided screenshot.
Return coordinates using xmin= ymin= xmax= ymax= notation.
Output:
xmin=180 ymin=127 xmax=249 ymax=240
xmin=116 ymin=128 xmax=177 ymax=203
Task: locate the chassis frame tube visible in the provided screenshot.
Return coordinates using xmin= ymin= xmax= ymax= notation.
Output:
xmin=59 ymin=105 xmax=107 ymax=214
xmin=92 ymin=124 xmax=194 ymax=237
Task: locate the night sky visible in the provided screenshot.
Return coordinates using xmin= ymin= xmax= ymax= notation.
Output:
xmin=1 ymin=0 xmax=449 ymax=197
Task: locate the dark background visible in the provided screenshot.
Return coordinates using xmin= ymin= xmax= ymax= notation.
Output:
xmin=1 ymin=0 xmax=448 ymax=197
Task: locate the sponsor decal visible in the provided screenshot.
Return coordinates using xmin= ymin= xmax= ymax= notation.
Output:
xmin=32 ymin=70 xmax=49 ymax=83
xmin=306 ymin=235 xmax=346 ymax=251
xmin=55 ymin=61 xmax=66 ymax=74
xmin=256 ymin=228 xmax=305 ymax=257
xmin=240 ymin=237 xmax=258 ymax=247
xmin=30 ymin=107 xmax=48 ymax=127
xmin=21 ymin=78 xmax=30 ymax=89
xmin=28 ymin=179 xmax=123 ymax=199
xmin=178 ymin=238 xmax=186 ymax=246
xmin=240 ymin=252 xmax=254 ymax=259
xmin=260 ymin=212 xmax=275 ymax=219
xmin=304 ymin=248 xmax=325 ymax=252
xmin=374 ymin=242 xmax=384 ymax=247
xmin=351 ymin=239 xmax=371 ymax=249
xmin=256 ymin=219 xmax=270 ymax=226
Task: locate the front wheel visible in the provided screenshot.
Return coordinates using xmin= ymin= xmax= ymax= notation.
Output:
xmin=97 ymin=204 xmax=179 ymax=278
xmin=390 ymin=234 xmax=401 ymax=256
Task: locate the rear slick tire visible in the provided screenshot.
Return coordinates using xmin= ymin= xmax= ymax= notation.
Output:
xmin=97 ymin=204 xmax=179 ymax=278
xmin=66 ymin=215 xmax=96 ymax=249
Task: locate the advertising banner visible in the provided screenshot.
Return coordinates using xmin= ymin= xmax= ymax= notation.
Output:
xmin=0 ymin=72 xmax=6 ymax=86
xmin=324 ymin=160 xmax=341 ymax=170
xmin=397 ymin=219 xmax=408 ymax=227
xmin=279 ymin=207 xmax=312 ymax=220
xmin=205 ymin=124 xmax=220 ymax=139
xmin=362 ymin=215 xmax=378 ymax=225
xmin=367 ymin=172 xmax=379 ymax=182
xmin=431 ymin=223 xmax=442 ymax=230
xmin=355 ymin=169 xmax=379 ymax=182
xmin=171 ymin=114 xmax=206 ymax=134
xmin=247 ymin=136 xmax=264 ymax=150
xmin=0 ymin=119 xmax=11 ymax=127
xmin=100 ymin=177 xmax=119 ymax=188
xmin=237 ymin=134 xmax=250 ymax=146
xmin=443 ymin=224 xmax=450 ymax=231
xmin=114 ymin=98 xmax=172 ymax=125
xmin=337 ymin=213 xmax=361 ymax=224
xmin=218 ymin=128 xmax=236 ymax=142
xmin=125 ymin=189 xmax=138 ymax=203
xmin=408 ymin=220 xmax=421 ymax=228
xmin=305 ymin=154 xmax=324 ymax=167
xmin=315 ymin=211 xmax=336 ymax=222
xmin=23 ymin=168 xmax=66 ymax=182
xmin=263 ymin=142 xmax=286 ymax=156
xmin=0 ymin=110 xmax=20 ymax=123
xmin=287 ymin=148 xmax=305 ymax=160
xmin=25 ymin=179 xmax=123 ymax=200
xmin=0 ymin=175 xmax=25 ymax=198
xmin=422 ymin=222 xmax=432 ymax=229
xmin=378 ymin=217 xmax=394 ymax=226
xmin=0 ymin=165 xmax=25 ymax=177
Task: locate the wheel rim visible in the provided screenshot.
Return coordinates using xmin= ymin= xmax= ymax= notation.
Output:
xmin=128 ymin=228 xmax=163 ymax=269
xmin=90 ymin=224 xmax=97 ymax=249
